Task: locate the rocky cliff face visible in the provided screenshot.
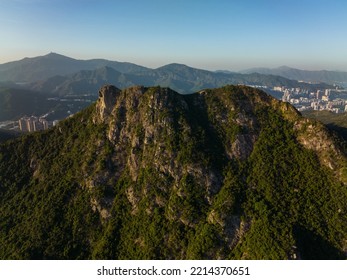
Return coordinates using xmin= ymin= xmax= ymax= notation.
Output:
xmin=95 ymin=84 xmax=121 ymax=122
xmin=94 ymin=84 xmax=346 ymax=185
xmin=0 ymin=85 xmax=346 ymax=260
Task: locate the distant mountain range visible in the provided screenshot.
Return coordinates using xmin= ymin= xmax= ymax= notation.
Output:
xmin=30 ymin=63 xmax=320 ymax=96
xmin=0 ymin=53 xmax=333 ymax=96
xmin=1 ymin=53 xmax=344 ymax=122
xmin=241 ymin=66 xmax=347 ymax=85
xmin=0 ymin=52 xmax=148 ymax=82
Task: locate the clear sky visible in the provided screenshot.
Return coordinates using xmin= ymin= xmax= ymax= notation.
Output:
xmin=0 ymin=0 xmax=347 ymax=71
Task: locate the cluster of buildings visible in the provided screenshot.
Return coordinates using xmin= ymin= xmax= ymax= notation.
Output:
xmin=276 ymin=87 xmax=347 ymax=113
xmin=18 ymin=116 xmax=58 ymax=132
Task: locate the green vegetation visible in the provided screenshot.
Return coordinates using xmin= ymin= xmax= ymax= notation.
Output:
xmin=0 ymin=85 xmax=346 ymax=259
xmin=303 ymin=111 xmax=347 ymax=141
xmin=234 ymin=108 xmax=346 ymax=259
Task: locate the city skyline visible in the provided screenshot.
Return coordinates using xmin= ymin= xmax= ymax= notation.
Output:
xmin=1 ymin=0 xmax=347 ymax=71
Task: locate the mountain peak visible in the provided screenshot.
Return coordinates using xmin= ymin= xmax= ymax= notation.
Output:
xmin=42 ymin=52 xmax=75 ymax=61
xmin=45 ymin=52 xmax=61 ymax=57
xmin=156 ymin=63 xmax=191 ymax=71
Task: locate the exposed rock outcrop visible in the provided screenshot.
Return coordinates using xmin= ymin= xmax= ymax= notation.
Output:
xmin=94 ymin=85 xmax=121 ymax=122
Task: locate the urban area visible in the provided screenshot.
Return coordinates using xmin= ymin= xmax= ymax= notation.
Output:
xmin=18 ymin=116 xmax=59 ymax=132
xmin=275 ymin=86 xmax=347 ymax=113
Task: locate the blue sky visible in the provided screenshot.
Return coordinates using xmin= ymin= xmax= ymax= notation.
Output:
xmin=0 ymin=0 xmax=347 ymax=70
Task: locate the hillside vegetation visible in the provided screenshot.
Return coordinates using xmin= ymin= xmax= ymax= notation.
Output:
xmin=0 ymin=85 xmax=346 ymax=259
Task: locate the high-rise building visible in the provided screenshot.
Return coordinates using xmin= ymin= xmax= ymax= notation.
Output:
xmin=33 ymin=120 xmax=44 ymax=131
xmin=18 ymin=116 xmax=50 ymax=132
xmin=26 ymin=117 xmax=35 ymax=132
xmin=41 ymin=119 xmax=49 ymax=130
xmin=316 ymin=90 xmax=322 ymax=99
xmin=18 ymin=118 xmax=28 ymax=132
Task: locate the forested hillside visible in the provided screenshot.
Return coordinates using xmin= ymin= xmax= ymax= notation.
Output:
xmin=0 ymin=85 xmax=346 ymax=259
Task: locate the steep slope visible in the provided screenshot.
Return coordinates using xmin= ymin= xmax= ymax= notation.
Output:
xmin=0 ymin=85 xmax=346 ymax=259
